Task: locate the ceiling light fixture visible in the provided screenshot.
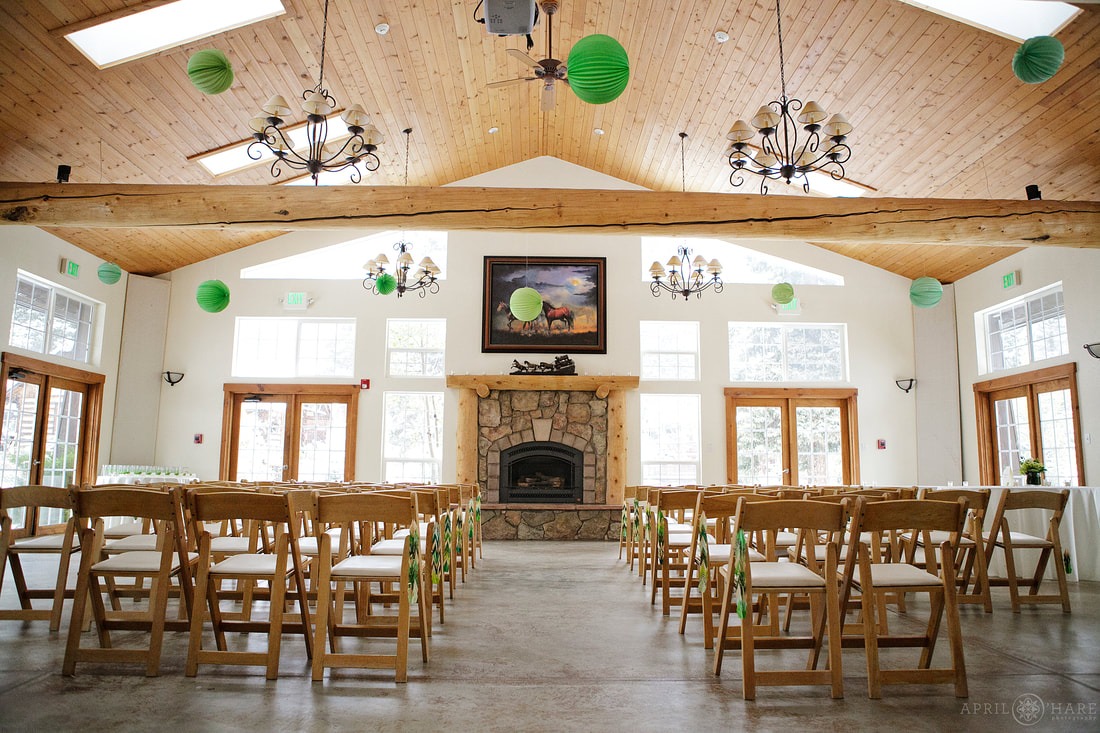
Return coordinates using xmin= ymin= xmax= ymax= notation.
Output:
xmin=248 ymin=0 xmax=383 ymax=185
xmin=363 ymin=129 xmax=440 ymax=298
xmin=714 ymin=30 xmax=730 ymax=43
xmin=594 ymin=128 xmax=605 ymax=135
xmin=724 ymin=0 xmax=852 ymax=195
xmin=488 ymin=126 xmax=500 ymax=134
xmin=648 ymin=132 xmax=723 ymax=302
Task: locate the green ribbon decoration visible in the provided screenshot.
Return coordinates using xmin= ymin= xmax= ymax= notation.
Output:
xmin=732 ymin=528 xmax=748 ymax=619
xmin=455 ymin=511 xmax=464 ymax=556
xmin=467 ymin=499 xmax=476 ymax=543
xmin=656 ymin=509 xmax=666 ymax=566
xmin=407 ymin=524 xmax=420 ymax=605
xmin=620 ymin=505 xmax=629 ymax=540
xmin=475 ymin=494 xmax=482 ymax=522
xmin=431 ymin=522 xmax=442 ymax=585
xmin=443 ymin=514 xmax=452 ymax=574
xmin=696 ymin=511 xmax=710 ymax=595
xmin=632 ymin=498 xmax=641 ymax=541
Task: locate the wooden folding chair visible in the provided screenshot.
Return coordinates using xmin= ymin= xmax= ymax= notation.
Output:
xmin=983 ymin=489 xmax=1071 ymax=613
xmin=0 ymin=485 xmax=80 ymax=631
xmin=848 ymin=498 xmax=968 ymax=699
xmin=713 ymin=498 xmax=849 ymax=700
xmin=311 ymin=491 xmax=430 ymax=683
xmin=913 ymin=488 xmax=993 ymax=612
xmin=650 ymin=489 xmax=702 ymax=615
xmin=63 ymin=485 xmax=195 ymax=676
xmin=185 ymin=489 xmax=313 ymax=680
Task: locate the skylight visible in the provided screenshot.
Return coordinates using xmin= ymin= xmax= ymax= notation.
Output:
xmin=897 ymin=0 xmax=1079 ymax=43
xmin=241 ymin=231 xmax=448 ymax=280
xmin=640 ymin=238 xmax=844 ymax=286
xmin=64 ymin=0 xmax=285 ymax=69
xmin=806 ymin=172 xmax=872 ymax=198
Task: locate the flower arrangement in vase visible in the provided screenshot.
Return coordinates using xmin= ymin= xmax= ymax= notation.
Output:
xmin=1019 ymin=457 xmax=1046 ymax=486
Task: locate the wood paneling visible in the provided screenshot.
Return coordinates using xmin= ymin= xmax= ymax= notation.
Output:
xmin=1 ymin=1 xmax=1098 ymax=281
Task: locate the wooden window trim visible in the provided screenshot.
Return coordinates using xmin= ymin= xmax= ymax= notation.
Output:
xmin=973 ymin=362 xmax=1084 ymax=485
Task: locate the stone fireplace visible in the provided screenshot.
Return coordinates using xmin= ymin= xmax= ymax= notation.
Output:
xmin=446 ymin=374 xmax=639 ymax=539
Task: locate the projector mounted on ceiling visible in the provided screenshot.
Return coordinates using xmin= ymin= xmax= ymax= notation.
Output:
xmin=484 ymin=0 xmax=537 ymax=35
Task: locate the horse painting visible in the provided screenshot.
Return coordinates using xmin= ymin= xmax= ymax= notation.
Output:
xmin=497 ymin=301 xmax=543 ymax=331
xmin=542 ymin=302 xmax=574 ymax=331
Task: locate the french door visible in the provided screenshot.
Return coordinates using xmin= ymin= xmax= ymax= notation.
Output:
xmin=974 ymin=363 xmax=1083 ymax=486
xmin=221 ymin=384 xmax=359 ymax=482
xmin=724 ymin=388 xmax=859 ymax=486
xmin=1 ymin=353 xmax=104 ymax=535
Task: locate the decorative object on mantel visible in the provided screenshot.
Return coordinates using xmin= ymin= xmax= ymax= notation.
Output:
xmin=724 ymin=0 xmax=852 ymax=194
xmin=909 ymin=276 xmax=943 ymax=308
xmin=247 ymin=0 xmax=383 ymax=185
xmin=363 ymin=129 xmax=440 ymax=298
xmin=187 ymin=49 xmax=234 ymax=95
xmin=1020 ymin=457 xmax=1046 ymax=486
xmin=483 ymin=256 xmax=606 ymax=354
xmin=509 ymin=355 xmax=576 ymax=375
xmin=195 ymin=279 xmax=230 ymax=313
xmin=649 ymin=133 xmax=723 ymax=302
xmin=1012 ymin=35 xmax=1065 ymax=84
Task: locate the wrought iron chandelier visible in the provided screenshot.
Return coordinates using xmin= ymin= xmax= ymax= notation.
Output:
xmin=649 ymin=133 xmax=723 ymax=301
xmin=724 ymin=0 xmax=852 ymax=195
xmin=363 ymin=129 xmax=440 ymax=298
xmin=247 ymin=0 xmax=382 ymax=185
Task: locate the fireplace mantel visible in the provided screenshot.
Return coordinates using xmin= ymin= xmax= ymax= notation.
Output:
xmin=447 ymin=374 xmax=639 ymax=505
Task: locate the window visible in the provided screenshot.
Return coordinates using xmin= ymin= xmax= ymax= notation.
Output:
xmin=383 ymin=392 xmax=443 ymax=483
xmin=639 ymin=394 xmax=700 ymax=485
xmin=9 ymin=273 xmax=97 ymax=364
xmin=240 ymin=231 xmax=448 ymax=281
xmin=729 ymin=323 xmax=846 ymax=382
xmin=232 ymin=317 xmax=355 ymax=378
xmin=974 ymin=363 xmax=1083 ymax=486
xmin=979 ymin=284 xmax=1068 ymax=374
xmin=640 ymin=321 xmax=699 ymax=381
xmin=641 ymin=237 xmax=844 ymax=286
xmin=387 ymin=319 xmax=446 ymax=377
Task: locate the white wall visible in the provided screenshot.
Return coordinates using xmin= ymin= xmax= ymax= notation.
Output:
xmin=0 ymin=229 xmax=129 ymax=470
xmin=914 ymin=284 xmax=963 ymax=485
xmin=153 ymin=157 xmax=920 ymax=485
xmin=953 ymin=247 xmax=1100 ymax=485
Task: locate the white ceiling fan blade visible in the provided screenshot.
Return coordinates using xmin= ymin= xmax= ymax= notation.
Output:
xmin=507 ymin=48 xmax=542 ymax=68
xmin=487 ymin=78 xmax=532 ymax=89
xmin=541 ymin=82 xmax=556 ymax=111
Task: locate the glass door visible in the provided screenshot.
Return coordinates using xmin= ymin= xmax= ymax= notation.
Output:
xmin=231 ymin=395 xmax=290 ymax=482
xmin=733 ymin=402 xmax=786 ymax=485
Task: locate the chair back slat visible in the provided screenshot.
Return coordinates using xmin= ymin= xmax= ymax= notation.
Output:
xmin=73 ymin=486 xmax=176 ymax=521
xmin=188 ymin=490 xmax=290 ymax=524
xmin=1 ymin=485 xmax=73 ymax=511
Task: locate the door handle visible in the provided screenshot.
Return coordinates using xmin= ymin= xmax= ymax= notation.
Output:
xmin=32 ymin=459 xmax=41 ymax=466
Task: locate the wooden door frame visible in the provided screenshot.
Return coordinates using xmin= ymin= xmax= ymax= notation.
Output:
xmin=724 ymin=388 xmax=860 ymax=486
xmin=219 ymin=383 xmax=359 ymax=481
xmin=1 ymin=351 xmax=104 ymax=489
xmin=973 ymin=362 xmax=1083 ymax=485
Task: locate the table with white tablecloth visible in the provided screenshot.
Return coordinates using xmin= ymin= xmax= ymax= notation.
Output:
xmin=925 ymin=485 xmax=1100 ymax=583
xmin=95 ymin=472 xmax=199 ymax=485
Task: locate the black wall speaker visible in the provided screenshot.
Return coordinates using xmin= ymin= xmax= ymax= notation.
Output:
xmin=56 ymin=164 xmax=71 ymax=183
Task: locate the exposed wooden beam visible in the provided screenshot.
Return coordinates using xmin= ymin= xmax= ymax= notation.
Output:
xmin=2 ymin=183 xmax=1098 ymax=248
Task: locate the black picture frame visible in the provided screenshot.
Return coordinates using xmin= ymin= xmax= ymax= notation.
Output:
xmin=482 ymin=256 xmax=607 ymax=354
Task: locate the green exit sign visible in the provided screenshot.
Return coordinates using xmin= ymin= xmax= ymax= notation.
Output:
xmin=1002 ymin=270 xmax=1021 ymax=289
xmin=59 ymin=258 xmax=79 ymax=278
xmin=283 ymin=291 xmax=310 ymax=311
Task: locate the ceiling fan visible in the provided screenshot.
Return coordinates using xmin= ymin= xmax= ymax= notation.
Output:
xmin=487 ymin=1 xmax=568 ymax=111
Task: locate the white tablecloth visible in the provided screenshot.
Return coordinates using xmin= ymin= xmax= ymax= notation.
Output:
xmin=95 ymin=473 xmax=199 ymax=485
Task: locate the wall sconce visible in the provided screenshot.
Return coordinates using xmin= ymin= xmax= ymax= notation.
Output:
xmin=895 ymin=378 xmax=916 ymax=393
xmin=162 ymin=371 xmax=185 ymax=386
xmin=1085 ymin=343 xmax=1100 ymax=359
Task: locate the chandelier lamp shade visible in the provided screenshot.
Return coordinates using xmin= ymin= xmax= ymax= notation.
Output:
xmin=725 ymin=0 xmax=852 ymax=195
xmin=247 ymin=0 xmax=382 ymax=185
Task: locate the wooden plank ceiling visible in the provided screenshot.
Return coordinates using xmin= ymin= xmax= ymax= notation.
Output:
xmin=0 ymin=0 xmax=1097 ymax=280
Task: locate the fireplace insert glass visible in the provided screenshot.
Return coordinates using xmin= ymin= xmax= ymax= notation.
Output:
xmin=499 ymin=441 xmax=584 ymax=503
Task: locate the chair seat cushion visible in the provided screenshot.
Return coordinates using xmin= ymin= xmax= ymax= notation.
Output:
xmin=774 ymin=530 xmax=798 ymax=547
xmin=709 ymin=543 xmax=765 ymax=564
xmin=916 ymin=530 xmax=975 ymax=548
xmin=721 ymin=561 xmax=826 ymax=588
xmin=104 ymin=520 xmax=146 ymax=538
xmin=11 ymin=533 xmax=71 ymax=551
xmin=989 ymin=531 xmax=1052 ymax=549
xmin=211 ymin=554 xmax=292 ymax=576
xmin=370 ymin=538 xmax=426 ymax=555
xmin=330 ymin=555 xmax=403 ymax=578
xmin=297 ymin=529 xmax=342 ymax=557
xmin=92 ymin=550 xmax=197 ymax=573
xmin=393 ymin=522 xmax=431 ymax=539
xmin=210 ymin=536 xmax=252 ymax=554
xmin=105 ymin=534 xmax=158 ymax=552
xmin=854 ymin=563 xmax=943 ymax=588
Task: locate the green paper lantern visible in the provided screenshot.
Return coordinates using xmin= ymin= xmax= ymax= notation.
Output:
xmin=187 ymin=49 xmax=234 ymax=95
xmin=1012 ymin=36 xmax=1064 ymax=84
xmin=909 ymin=276 xmax=943 ymax=308
xmin=195 ymin=279 xmax=231 ymax=313
xmin=567 ymin=34 xmax=630 ymax=105
xmin=509 ymin=287 xmax=543 ymax=322
xmin=771 ymin=282 xmax=795 ymax=305
xmin=97 ymin=262 xmax=122 ymax=285
xmin=375 ymin=273 xmax=398 ymax=295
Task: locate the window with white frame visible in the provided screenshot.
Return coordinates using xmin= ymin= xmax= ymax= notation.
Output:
xmin=232 ymin=317 xmax=355 ymax=378
xmin=387 ymin=318 xmax=446 ymax=377
xmin=639 ymin=393 xmax=700 ymax=485
xmin=382 ymin=391 xmax=443 ymax=483
xmin=9 ymin=272 xmax=97 ymax=364
xmin=979 ymin=283 xmax=1067 ymax=373
xmin=728 ymin=323 xmax=847 ymax=382
xmin=640 ymin=321 xmax=699 ymax=381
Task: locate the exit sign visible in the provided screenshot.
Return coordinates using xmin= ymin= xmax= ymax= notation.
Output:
xmin=283 ymin=291 xmax=310 ymax=310
xmin=59 ymin=258 xmax=79 ymax=278
xmin=1002 ymin=270 xmax=1021 ymax=289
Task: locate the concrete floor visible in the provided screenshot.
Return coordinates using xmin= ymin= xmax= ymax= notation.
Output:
xmin=2 ymin=541 xmax=1098 ymax=732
